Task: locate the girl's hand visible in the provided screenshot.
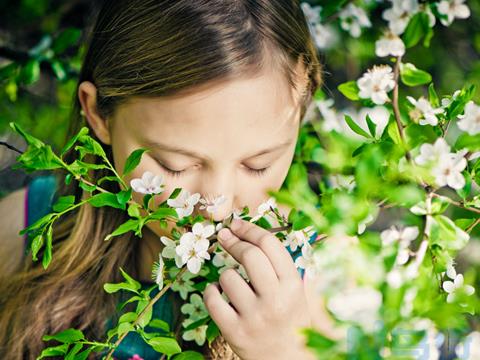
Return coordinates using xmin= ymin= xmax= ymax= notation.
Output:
xmin=203 ymin=218 xmax=316 ymax=360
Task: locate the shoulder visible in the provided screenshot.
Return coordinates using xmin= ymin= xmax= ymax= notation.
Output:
xmin=0 ymin=187 xmax=28 ymax=276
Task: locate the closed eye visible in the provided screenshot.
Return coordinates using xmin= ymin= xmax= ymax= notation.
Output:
xmin=157 ymin=161 xmax=270 ymax=178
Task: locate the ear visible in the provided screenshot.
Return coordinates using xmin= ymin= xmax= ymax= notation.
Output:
xmin=78 ymin=81 xmax=112 ymax=145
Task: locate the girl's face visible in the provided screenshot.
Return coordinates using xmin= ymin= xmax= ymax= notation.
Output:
xmin=80 ymin=64 xmax=305 ymax=238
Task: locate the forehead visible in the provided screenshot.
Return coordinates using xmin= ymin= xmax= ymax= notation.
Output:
xmin=114 ymin=67 xmax=301 ymax=159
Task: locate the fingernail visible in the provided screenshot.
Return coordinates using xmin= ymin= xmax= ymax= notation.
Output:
xmin=218 ymin=228 xmax=232 ymax=242
xmin=230 ymin=218 xmax=241 ymax=231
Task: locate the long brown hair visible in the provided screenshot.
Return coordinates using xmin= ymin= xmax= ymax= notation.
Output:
xmin=0 ymin=0 xmax=323 ymax=358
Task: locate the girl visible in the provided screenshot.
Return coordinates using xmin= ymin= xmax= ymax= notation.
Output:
xmin=0 ymin=0 xmax=326 ymax=358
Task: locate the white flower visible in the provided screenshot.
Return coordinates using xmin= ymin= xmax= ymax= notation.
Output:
xmin=327 ymin=286 xmax=382 ymax=332
xmin=300 ymin=2 xmax=322 ymax=25
xmin=441 ymin=90 xmax=461 ymax=108
xmin=167 ymin=189 xmax=201 ymax=218
xmin=381 ymin=225 xmax=419 ymax=247
xmin=358 ymin=106 xmax=391 ymax=138
xmin=442 ymin=266 xmax=475 ymax=304
xmin=381 ymin=226 xmax=418 ymax=266
xmin=375 ymin=32 xmax=405 ymax=57
xmin=181 ymin=293 xmax=208 ymax=321
xmin=250 ymin=197 xmax=277 ymax=222
xmin=294 ymin=243 xmax=319 ymax=279
xmin=160 ymin=236 xmax=184 ymax=268
xmin=437 ymin=0 xmax=470 ymax=26
xmin=212 ymin=250 xmax=248 ymax=279
xmin=386 ymin=263 xmax=419 ymax=288
xmin=414 ymin=320 xmax=445 ymax=360
xmin=406 ymin=96 xmax=444 ymax=126
xmin=170 ymin=270 xmax=197 ymax=300
xmin=284 ymin=226 xmax=316 ymax=252
xmin=327 ymin=174 xmax=356 ymax=192
xmin=339 ymin=4 xmax=371 ymax=38
xmin=151 ymin=253 xmax=165 ymax=290
xmin=182 ymin=319 xmax=208 ymax=346
xmin=422 ymin=4 xmax=437 ymax=27
xmin=358 ymin=213 xmax=375 ymax=234
xmin=311 ymin=23 xmax=338 ymax=50
xmin=415 ymin=138 xmax=451 ymax=165
xmin=175 ymin=230 xmax=211 ymax=274
xmin=130 ymin=171 xmax=165 ymax=194
xmin=357 ymin=65 xmax=395 ymax=105
xmin=199 ymin=194 xmax=227 ymax=214
xmin=457 ymin=101 xmax=480 ymax=135
xmin=382 ymin=0 xmax=419 ymax=35
xmin=191 ymin=222 xmax=215 ymax=242
xmin=432 ymin=152 xmax=467 ymax=189
xmin=455 ymin=331 xmax=480 ymax=360
xmin=315 ymin=98 xmax=345 ymax=132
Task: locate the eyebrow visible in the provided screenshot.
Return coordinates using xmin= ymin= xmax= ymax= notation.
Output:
xmin=142 ymin=138 xmax=294 ymax=161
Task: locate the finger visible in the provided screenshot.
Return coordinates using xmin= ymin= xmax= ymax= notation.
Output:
xmin=218 ymin=268 xmax=256 ymax=316
xmin=218 ymin=228 xmax=278 ymax=296
xmin=229 ymin=218 xmax=299 ymax=280
xmin=203 ymin=282 xmax=239 ymax=336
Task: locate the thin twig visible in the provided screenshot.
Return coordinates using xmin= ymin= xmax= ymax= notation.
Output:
xmin=392 ymin=56 xmax=412 ymax=162
xmin=431 ymin=193 xmax=480 ymax=215
xmin=0 ymin=141 xmax=24 ymax=154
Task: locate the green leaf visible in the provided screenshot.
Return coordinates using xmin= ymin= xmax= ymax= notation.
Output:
xmin=87 ymin=192 xmax=125 ymax=210
xmin=118 ymin=312 xmax=137 ymax=324
xmin=365 ymin=114 xmax=377 ymax=138
xmin=50 ymin=60 xmax=66 ymax=81
xmin=9 ymin=122 xmax=44 ymax=148
xmin=104 ymin=219 xmax=138 ymax=241
xmin=61 ymin=127 xmax=89 ymax=156
xmin=76 ymin=135 xmax=106 ymax=159
xmin=168 ymin=188 xmax=183 ymax=200
xmin=72 ymin=348 xmax=92 ymax=360
xmin=65 ymin=343 xmax=83 ymax=360
xmin=148 ymin=207 xmax=178 ymax=221
xmin=135 ymin=298 xmax=153 ymax=328
xmin=149 ymin=319 xmax=170 ymax=332
xmin=206 ymin=321 xmax=220 ymax=345
xmin=400 ymin=63 xmax=432 ymax=87
xmin=172 ymin=351 xmax=205 ymax=360
xmin=116 ymin=188 xmax=132 ymax=207
xmin=42 ymin=328 xmax=85 ymax=343
xmin=120 ymin=267 xmax=142 ymax=290
xmin=37 ymin=344 xmax=70 ymax=358
xmin=147 ymin=336 xmax=182 ymax=355
xmin=455 ymin=133 xmax=480 ymax=151
xmin=78 ymin=181 xmax=97 ymax=193
xmin=428 ymin=83 xmax=440 ymax=108
xmin=182 ymin=316 xmax=209 ymax=331
xmin=344 ymin=114 xmax=370 ymax=138
xmin=402 ymin=12 xmax=430 ymax=48
xmin=31 ymin=234 xmax=44 ymax=261
xmin=430 ymin=215 xmax=470 ymax=251
xmin=117 ymin=322 xmax=134 ymax=336
xmin=11 ymin=144 xmax=64 ymax=173
xmin=20 ymin=59 xmax=40 ymax=84
xmin=0 ymin=62 xmax=18 ymax=81
xmin=123 ymin=148 xmax=149 ymax=176
xmin=52 ymin=28 xmax=82 ymax=54
xmin=52 ymin=196 xmax=75 ymax=213
xmin=128 ymin=203 xmax=141 ymax=218
xmin=103 ymin=282 xmax=140 ymax=294
xmin=42 ymin=225 xmax=53 ymax=269
xmin=338 ymin=81 xmax=360 ymax=101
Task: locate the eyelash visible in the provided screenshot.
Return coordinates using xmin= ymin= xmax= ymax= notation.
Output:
xmin=158 ymin=163 xmax=270 ymax=177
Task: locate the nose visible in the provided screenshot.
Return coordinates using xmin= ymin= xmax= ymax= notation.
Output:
xmin=195 ymin=171 xmax=236 ymax=222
